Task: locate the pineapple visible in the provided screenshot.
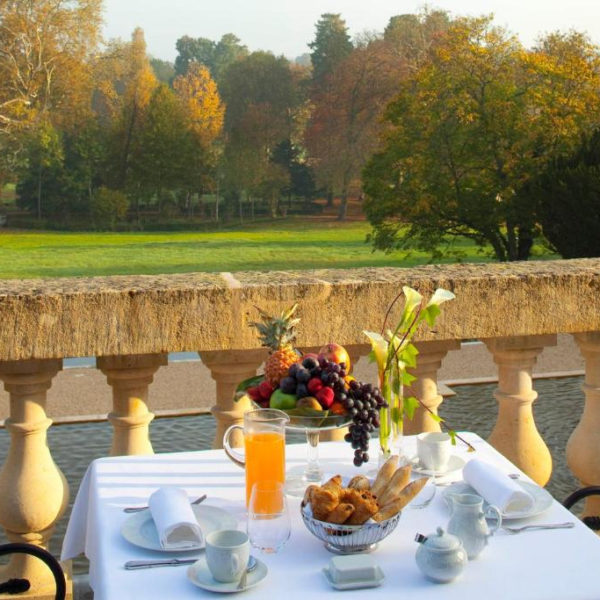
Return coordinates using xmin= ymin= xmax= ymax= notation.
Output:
xmin=251 ymin=304 xmax=300 ymax=386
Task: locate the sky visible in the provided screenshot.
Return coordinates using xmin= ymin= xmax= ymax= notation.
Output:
xmin=103 ymin=0 xmax=600 ymax=61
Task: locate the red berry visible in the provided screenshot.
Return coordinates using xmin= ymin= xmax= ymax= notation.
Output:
xmin=307 ymin=377 xmax=324 ymax=395
xmin=246 ymin=386 xmax=262 ymax=402
xmin=258 ymin=381 xmax=275 ymax=401
xmin=316 ymin=387 xmax=335 ymax=409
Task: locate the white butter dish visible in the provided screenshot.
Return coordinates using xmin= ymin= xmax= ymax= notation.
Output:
xmin=323 ymin=555 xmax=384 ymax=590
xmin=323 ymin=566 xmax=384 ymax=590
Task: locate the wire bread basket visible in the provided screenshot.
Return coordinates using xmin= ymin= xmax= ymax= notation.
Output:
xmin=301 ymin=507 xmax=401 ymax=554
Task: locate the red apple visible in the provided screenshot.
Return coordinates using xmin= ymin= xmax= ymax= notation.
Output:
xmin=318 ymin=343 xmax=352 ymax=373
xmin=246 ymin=386 xmax=262 ymax=402
xmin=258 ymin=381 xmax=275 ymax=401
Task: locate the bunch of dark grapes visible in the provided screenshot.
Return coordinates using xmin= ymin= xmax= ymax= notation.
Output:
xmin=281 ymin=356 xmax=349 ymax=409
xmin=343 ymin=381 xmax=387 ymax=466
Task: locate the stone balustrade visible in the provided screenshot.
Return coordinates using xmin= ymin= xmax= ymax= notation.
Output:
xmin=1 ymin=258 xmax=600 ymax=597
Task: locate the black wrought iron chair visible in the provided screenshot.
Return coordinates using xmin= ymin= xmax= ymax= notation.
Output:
xmin=563 ymin=486 xmax=600 ymax=531
xmin=0 ymin=543 xmax=65 ymax=599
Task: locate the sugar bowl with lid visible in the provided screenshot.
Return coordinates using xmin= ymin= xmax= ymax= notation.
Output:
xmin=415 ymin=527 xmax=468 ymax=583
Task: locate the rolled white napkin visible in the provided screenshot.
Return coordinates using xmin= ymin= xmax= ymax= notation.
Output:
xmin=463 ymin=459 xmax=534 ymax=514
xmin=148 ymin=487 xmax=203 ymax=550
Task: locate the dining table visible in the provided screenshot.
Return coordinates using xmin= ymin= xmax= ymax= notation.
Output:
xmin=62 ymin=432 xmax=600 ymax=600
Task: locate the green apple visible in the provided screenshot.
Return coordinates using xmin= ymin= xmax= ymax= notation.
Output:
xmin=269 ymin=389 xmax=297 ymax=410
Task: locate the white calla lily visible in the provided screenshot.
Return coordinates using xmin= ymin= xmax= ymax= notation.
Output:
xmin=401 ymin=286 xmax=423 ymax=320
xmin=427 ymin=288 xmax=456 ymax=307
xmin=363 ymin=330 xmax=388 ymax=377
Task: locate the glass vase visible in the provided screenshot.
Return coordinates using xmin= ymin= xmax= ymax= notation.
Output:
xmin=378 ymin=377 xmax=406 ymax=465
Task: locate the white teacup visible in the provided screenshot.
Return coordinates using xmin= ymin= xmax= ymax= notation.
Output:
xmin=205 ymin=530 xmax=250 ymax=583
xmin=417 ymin=432 xmax=452 ymax=472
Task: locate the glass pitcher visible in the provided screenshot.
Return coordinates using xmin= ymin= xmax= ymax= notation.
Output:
xmin=223 ymin=409 xmax=289 ymax=507
xmin=447 ymin=493 xmax=502 ymax=560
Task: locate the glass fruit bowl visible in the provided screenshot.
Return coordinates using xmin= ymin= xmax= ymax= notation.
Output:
xmin=252 ymin=402 xmax=351 ymax=496
xmin=300 ymin=504 xmax=401 ymax=554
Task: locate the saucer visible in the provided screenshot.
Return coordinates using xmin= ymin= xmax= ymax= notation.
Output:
xmin=323 ymin=566 xmax=384 ymax=590
xmin=442 ymin=480 xmax=554 ymax=520
xmin=121 ymin=504 xmax=237 ymax=552
xmin=188 ymin=556 xmax=268 ymax=593
xmin=411 ymin=454 xmax=466 ymax=476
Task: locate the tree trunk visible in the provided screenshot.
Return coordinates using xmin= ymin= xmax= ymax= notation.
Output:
xmin=326 ymin=189 xmax=334 ymax=207
xmin=337 ymin=190 xmax=348 ymax=221
xmin=517 ymin=226 xmax=534 ymax=261
xmin=215 ymin=182 xmax=220 ymax=223
xmin=487 ymin=230 xmax=508 ymax=262
xmin=37 ymin=163 xmax=42 ymax=221
xmin=506 ymin=222 xmax=518 ymax=261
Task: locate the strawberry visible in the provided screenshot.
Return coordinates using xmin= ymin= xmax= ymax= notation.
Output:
xmin=258 ymin=380 xmax=275 ymax=401
xmin=316 ymin=387 xmax=335 ymax=409
xmin=307 ymin=377 xmax=324 ymax=395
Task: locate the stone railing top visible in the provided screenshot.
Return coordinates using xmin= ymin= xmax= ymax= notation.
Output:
xmin=0 ymin=258 xmax=599 ymax=361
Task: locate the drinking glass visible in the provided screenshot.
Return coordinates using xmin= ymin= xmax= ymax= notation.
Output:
xmin=247 ymin=481 xmax=291 ymax=554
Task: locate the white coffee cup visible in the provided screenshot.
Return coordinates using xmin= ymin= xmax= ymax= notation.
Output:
xmin=417 ymin=432 xmax=452 ymax=472
xmin=205 ymin=530 xmax=250 ymax=583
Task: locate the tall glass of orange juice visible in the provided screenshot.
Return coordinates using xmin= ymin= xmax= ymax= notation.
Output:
xmin=223 ymin=409 xmax=289 ymax=508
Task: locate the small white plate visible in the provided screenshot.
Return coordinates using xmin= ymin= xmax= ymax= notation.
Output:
xmin=323 ymin=566 xmax=385 ymax=590
xmin=188 ymin=556 xmax=268 ymax=593
xmin=442 ymin=480 xmax=554 ymax=520
xmin=411 ymin=455 xmax=466 ymax=477
xmin=121 ymin=504 xmax=237 ymax=552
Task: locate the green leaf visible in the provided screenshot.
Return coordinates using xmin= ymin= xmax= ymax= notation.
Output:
xmin=423 ymin=304 xmax=441 ymax=327
xmin=400 ymin=371 xmax=416 ymax=386
xmin=404 ymin=396 xmax=420 ymax=420
xmin=448 ymin=430 xmax=457 ymax=445
xmin=235 ymin=374 xmax=264 ymax=393
xmin=429 ymin=412 xmax=442 ymax=423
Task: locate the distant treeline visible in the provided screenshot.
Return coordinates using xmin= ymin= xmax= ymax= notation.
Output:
xmin=1 ymin=2 xmax=600 ymax=259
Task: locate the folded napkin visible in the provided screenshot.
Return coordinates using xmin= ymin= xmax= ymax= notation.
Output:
xmin=463 ymin=459 xmax=534 ymax=514
xmin=148 ymin=487 xmax=203 ymax=550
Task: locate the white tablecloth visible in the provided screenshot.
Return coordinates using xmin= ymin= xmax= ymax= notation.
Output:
xmin=62 ymin=433 xmax=600 ymax=600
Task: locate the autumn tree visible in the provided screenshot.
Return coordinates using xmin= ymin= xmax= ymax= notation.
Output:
xmin=97 ymin=28 xmax=159 ymax=192
xmin=363 ymin=17 xmax=600 ymax=261
xmin=173 ymin=63 xmax=225 ymax=211
xmin=174 ymin=33 xmax=248 ymax=82
xmin=220 ymin=52 xmax=302 ymax=215
xmin=0 ymin=0 xmax=101 ymax=137
xmin=524 ymin=130 xmax=600 ymax=258
xmin=383 ymin=9 xmax=451 ymax=72
xmin=308 ymin=14 xmax=353 ymax=82
xmin=306 ymin=37 xmax=402 ymax=219
xmin=130 ymin=84 xmax=194 ymax=211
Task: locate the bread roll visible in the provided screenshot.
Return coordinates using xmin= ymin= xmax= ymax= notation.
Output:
xmin=392 ymin=476 xmax=429 ymax=510
xmin=371 ymin=455 xmax=399 ymax=497
xmin=378 ymin=465 xmax=412 ymax=505
xmin=348 ymin=475 xmax=371 ymax=491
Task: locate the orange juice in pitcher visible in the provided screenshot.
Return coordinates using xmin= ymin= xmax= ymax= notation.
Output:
xmin=223 ymin=409 xmax=289 ymax=508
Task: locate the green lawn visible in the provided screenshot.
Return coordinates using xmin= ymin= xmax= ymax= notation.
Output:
xmin=0 ymin=219 xmax=549 ymax=279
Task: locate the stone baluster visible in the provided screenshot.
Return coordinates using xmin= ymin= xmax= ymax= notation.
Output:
xmin=201 ymin=349 xmax=266 ymax=449
xmin=567 ymin=332 xmax=600 ymax=519
xmin=0 ymin=359 xmax=70 ymax=598
xmin=484 ymin=335 xmax=557 ymax=486
xmin=404 ymin=340 xmax=461 ymax=435
xmin=97 ymin=354 xmax=167 ymax=456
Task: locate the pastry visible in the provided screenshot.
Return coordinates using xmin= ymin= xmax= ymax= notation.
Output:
xmin=379 ymin=465 xmax=412 ymax=505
